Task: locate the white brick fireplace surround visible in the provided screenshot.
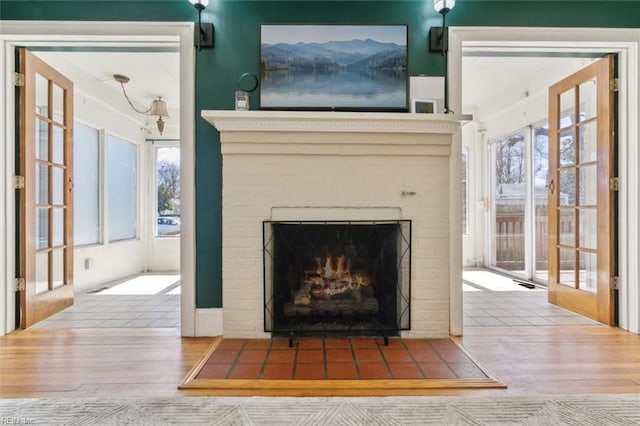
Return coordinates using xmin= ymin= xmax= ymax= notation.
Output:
xmin=202 ymin=110 xmax=470 ymax=339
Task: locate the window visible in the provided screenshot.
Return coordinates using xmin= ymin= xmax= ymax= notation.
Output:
xmin=156 ymin=147 xmax=181 ymax=236
xmin=108 ymin=135 xmax=137 ymax=242
xmin=73 ymin=123 xmax=100 ymax=246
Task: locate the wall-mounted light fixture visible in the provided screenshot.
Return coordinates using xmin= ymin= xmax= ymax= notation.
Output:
xmin=429 ymin=0 xmax=456 ymax=113
xmin=113 ymin=74 xmax=169 ymax=135
xmin=189 ymin=0 xmax=215 ymax=51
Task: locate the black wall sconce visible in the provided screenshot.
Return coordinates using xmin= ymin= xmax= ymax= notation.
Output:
xmin=429 ymin=0 xmax=456 ymax=113
xmin=429 ymin=0 xmax=455 ymax=54
xmin=189 ymin=0 xmax=214 ymax=51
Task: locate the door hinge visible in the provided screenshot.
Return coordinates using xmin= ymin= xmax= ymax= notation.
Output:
xmin=612 ymin=276 xmax=619 ymax=290
xmin=610 ymin=177 xmax=620 ymax=191
xmin=14 ymin=175 xmax=25 ymax=190
xmin=15 ymin=277 xmax=25 ymax=292
xmin=14 ymin=72 xmax=25 ymax=87
xmin=610 ymin=78 xmax=619 ymax=92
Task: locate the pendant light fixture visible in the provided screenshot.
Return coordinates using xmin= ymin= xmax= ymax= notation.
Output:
xmin=113 ymin=73 xmax=169 ymax=135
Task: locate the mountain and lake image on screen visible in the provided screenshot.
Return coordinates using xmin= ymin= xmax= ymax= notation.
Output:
xmin=260 ymin=25 xmax=408 ymax=111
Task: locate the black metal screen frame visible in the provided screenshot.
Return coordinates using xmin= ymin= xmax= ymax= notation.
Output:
xmin=263 ymin=220 xmax=411 ymax=335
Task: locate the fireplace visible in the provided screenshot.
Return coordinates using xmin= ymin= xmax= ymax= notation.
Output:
xmin=202 ymin=110 xmax=470 ymax=339
xmin=263 ymin=221 xmax=411 ymax=339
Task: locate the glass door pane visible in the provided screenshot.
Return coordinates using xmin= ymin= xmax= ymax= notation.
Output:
xmin=491 ymin=131 xmax=526 ymax=275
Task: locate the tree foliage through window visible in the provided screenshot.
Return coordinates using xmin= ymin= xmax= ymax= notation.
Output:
xmin=156 ymin=147 xmax=180 ymax=217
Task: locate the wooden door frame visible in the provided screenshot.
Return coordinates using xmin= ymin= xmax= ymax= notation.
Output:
xmin=0 ymin=22 xmax=197 ymax=336
xmin=449 ymin=27 xmax=640 ymax=334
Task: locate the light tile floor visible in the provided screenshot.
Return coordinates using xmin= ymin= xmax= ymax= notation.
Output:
xmin=33 ymin=273 xmax=180 ymax=329
xmin=33 ymin=269 xmax=596 ymax=330
xmin=463 ymin=269 xmax=600 ymax=327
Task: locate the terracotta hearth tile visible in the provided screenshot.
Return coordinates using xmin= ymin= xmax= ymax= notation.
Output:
xmin=271 ymin=339 xmax=293 ymax=349
xmin=354 ymin=348 xmax=383 ymax=363
xmin=206 ymin=350 xmax=239 ymax=364
xmin=196 ymin=364 xmax=230 ymax=379
xmin=267 ymin=349 xmax=296 ymax=363
xmin=297 ymin=339 xmax=324 ymax=350
xmin=388 ymin=363 xmax=424 ymax=379
xmin=381 ymin=348 xmax=414 ymax=363
xmin=448 ymin=362 xmax=488 ymax=379
xmin=419 ymin=362 xmax=457 ymax=379
xmin=436 ymin=348 xmax=473 ymax=363
xmin=324 ymin=338 xmax=351 ymax=349
xmin=237 ymin=350 xmax=267 ymax=364
xmin=350 ymin=338 xmax=378 ymax=349
xmin=297 ymin=349 xmax=325 ymax=363
xmin=327 ymin=363 xmax=358 ymax=380
xmin=326 ymin=349 xmax=354 ymax=363
xmin=244 ymin=339 xmax=272 ymax=350
xmin=295 ymin=363 xmax=326 ymax=380
xmin=384 ymin=339 xmax=406 ymax=349
xmin=358 ymin=363 xmax=391 ymax=379
xmin=216 ymin=339 xmax=245 ymax=351
xmin=261 ymin=363 xmax=294 ymax=380
xmin=408 ymin=349 xmax=442 ymax=363
xmin=228 ymin=363 xmax=262 ymax=380
xmin=402 ymin=339 xmax=431 ymax=350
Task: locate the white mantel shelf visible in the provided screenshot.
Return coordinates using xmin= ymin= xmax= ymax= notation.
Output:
xmin=202 ymin=110 xmax=472 ymax=135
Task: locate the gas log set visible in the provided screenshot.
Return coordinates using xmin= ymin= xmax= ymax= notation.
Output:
xmin=285 ymin=251 xmax=379 ymax=317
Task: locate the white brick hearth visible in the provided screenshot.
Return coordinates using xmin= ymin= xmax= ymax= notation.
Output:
xmin=203 ymin=111 xmax=470 ymax=339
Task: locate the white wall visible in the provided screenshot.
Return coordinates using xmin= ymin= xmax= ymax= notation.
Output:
xmin=71 ymin=76 xmax=147 ymax=292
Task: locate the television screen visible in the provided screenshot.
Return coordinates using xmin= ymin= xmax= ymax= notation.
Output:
xmin=259 ymin=25 xmax=408 ymax=112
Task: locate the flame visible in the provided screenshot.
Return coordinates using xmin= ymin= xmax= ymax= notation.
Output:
xmin=320 ymin=252 xmax=350 ymax=280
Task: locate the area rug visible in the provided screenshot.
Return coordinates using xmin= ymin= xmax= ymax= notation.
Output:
xmin=180 ymin=337 xmax=505 ymax=395
xmin=2 ymin=394 xmax=640 ymax=425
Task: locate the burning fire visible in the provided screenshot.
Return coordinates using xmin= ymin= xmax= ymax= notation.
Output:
xmin=319 ymin=253 xmax=348 ymax=280
xmin=291 ymin=251 xmax=372 ymax=303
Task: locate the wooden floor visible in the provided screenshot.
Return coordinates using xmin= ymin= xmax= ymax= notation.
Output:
xmin=2 ymin=325 xmax=640 ymax=398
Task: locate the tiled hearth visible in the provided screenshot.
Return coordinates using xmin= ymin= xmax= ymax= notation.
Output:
xmin=180 ymin=336 xmax=506 ymax=395
xmin=194 ymin=337 xmax=487 ymax=380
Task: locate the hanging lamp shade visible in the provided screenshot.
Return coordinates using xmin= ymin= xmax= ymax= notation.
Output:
xmin=149 ymin=98 xmax=169 ymax=118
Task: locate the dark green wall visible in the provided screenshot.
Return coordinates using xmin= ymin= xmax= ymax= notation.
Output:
xmin=2 ymin=1 xmax=639 ymax=308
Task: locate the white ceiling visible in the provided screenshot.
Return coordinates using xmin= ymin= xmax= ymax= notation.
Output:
xmin=35 ymin=50 xmax=180 ymax=114
xmin=462 ymin=54 xmax=598 ymax=111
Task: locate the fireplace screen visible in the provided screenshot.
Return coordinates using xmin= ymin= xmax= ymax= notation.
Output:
xmin=263 ymin=220 xmax=411 ymax=335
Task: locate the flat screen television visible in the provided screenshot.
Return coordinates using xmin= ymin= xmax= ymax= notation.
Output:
xmin=259 ymin=24 xmax=409 ymax=112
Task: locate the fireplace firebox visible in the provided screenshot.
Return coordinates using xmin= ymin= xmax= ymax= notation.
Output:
xmin=263 ymin=220 xmax=411 ymax=343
